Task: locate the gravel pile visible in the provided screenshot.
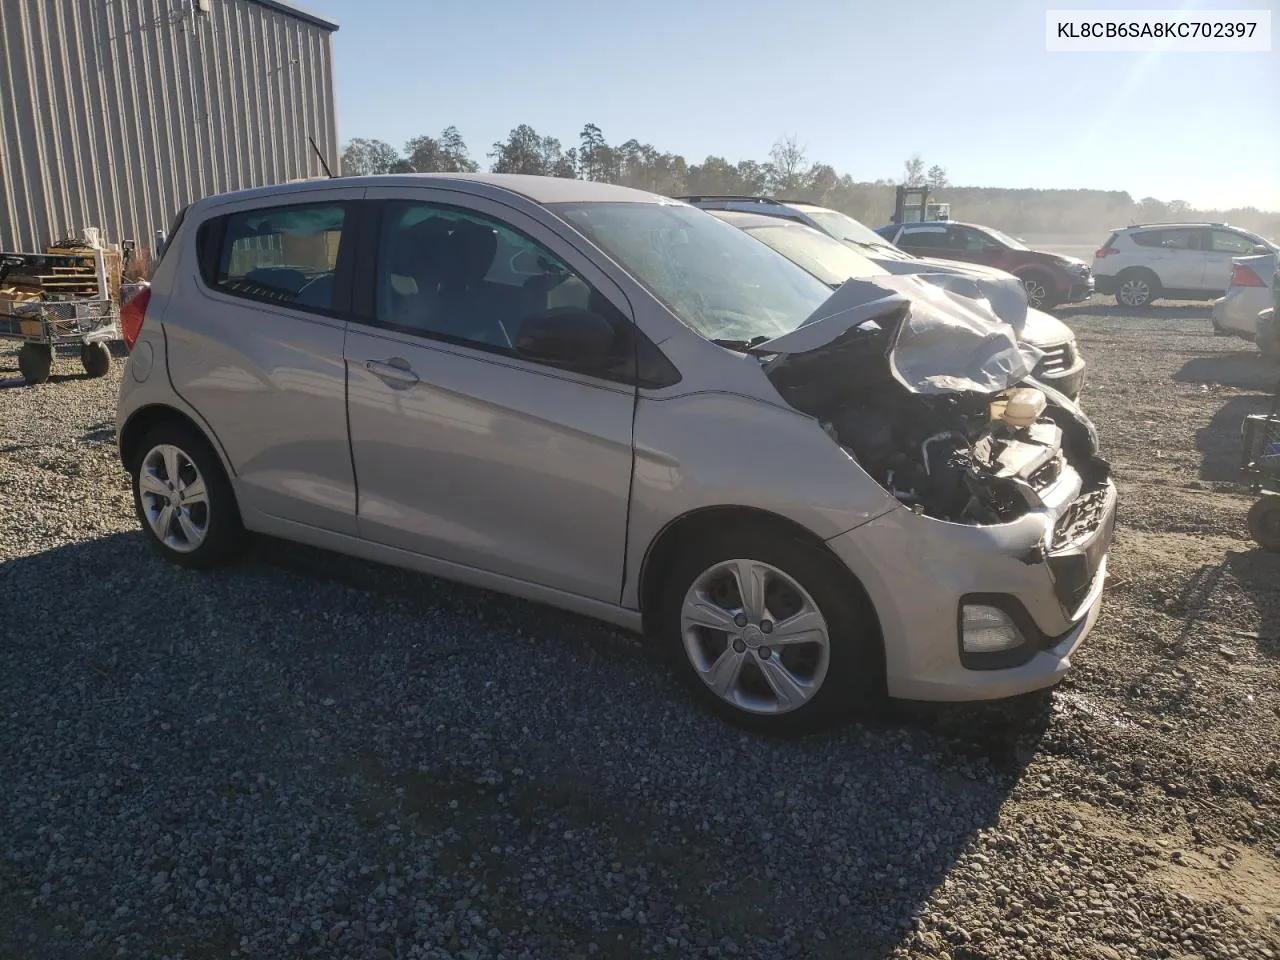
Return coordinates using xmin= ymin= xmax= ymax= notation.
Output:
xmin=1 ymin=309 xmax=1278 ymax=960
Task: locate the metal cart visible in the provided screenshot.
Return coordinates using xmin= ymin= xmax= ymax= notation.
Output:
xmin=0 ymin=251 xmax=120 ymax=385
xmin=1241 ymin=384 xmax=1280 ymax=550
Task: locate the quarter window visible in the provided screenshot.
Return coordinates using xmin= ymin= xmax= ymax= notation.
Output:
xmin=208 ymin=204 xmax=347 ymax=311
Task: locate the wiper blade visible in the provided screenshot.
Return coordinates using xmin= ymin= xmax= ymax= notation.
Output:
xmin=711 ymin=334 xmax=774 ymax=354
xmin=847 ymin=238 xmax=899 ymax=255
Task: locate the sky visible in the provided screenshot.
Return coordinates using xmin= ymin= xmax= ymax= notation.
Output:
xmin=314 ymin=0 xmax=1279 ymax=211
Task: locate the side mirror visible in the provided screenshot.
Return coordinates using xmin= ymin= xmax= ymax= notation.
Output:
xmin=514 ymin=306 xmax=623 ymax=369
xmin=1252 ymin=244 xmax=1271 ymax=255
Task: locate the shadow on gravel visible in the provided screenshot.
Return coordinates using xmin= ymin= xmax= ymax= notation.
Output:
xmin=1157 ymin=554 xmax=1280 ymax=662
xmin=2 ymin=532 xmax=1043 ymax=959
xmin=1194 ymin=395 xmax=1273 ymax=482
xmin=1058 ymin=302 xmax=1212 ymax=321
xmin=0 ymin=371 xmax=113 ymax=390
xmin=1223 ymin=550 xmax=1280 ymax=661
xmin=78 ymin=421 xmax=116 ymax=443
xmin=1175 ymin=352 xmax=1280 ymax=392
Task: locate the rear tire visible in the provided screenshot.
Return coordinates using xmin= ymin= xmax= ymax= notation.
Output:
xmin=657 ymin=526 xmax=884 ymax=735
xmin=17 ymin=343 xmax=52 ymax=384
xmin=1247 ymin=496 xmax=1280 ymax=552
xmin=1115 ymin=269 xmax=1160 ymax=308
xmin=80 ymin=342 xmax=112 ymax=378
xmin=130 ymin=421 xmax=247 ymax=569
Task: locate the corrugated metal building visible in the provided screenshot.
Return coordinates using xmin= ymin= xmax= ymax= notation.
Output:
xmin=0 ymin=0 xmax=339 ymax=255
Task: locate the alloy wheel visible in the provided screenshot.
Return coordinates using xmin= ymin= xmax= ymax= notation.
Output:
xmin=679 ymin=558 xmax=831 ymax=715
xmin=139 ymin=444 xmax=210 ymax=553
xmin=1119 ymin=277 xmax=1151 ymax=307
xmin=1022 ymin=278 xmax=1048 ymax=309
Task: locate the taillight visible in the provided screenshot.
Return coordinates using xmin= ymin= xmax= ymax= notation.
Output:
xmin=1095 ymin=247 xmax=1118 ymax=258
xmin=1231 ymin=263 xmax=1266 ymax=288
xmin=120 ymin=286 xmax=152 ymax=351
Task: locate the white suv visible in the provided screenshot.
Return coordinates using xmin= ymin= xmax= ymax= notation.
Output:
xmin=1093 ymin=222 xmax=1276 ymax=308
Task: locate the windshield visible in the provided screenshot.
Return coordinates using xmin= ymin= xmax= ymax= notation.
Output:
xmin=551 ymin=201 xmax=833 ymax=342
xmin=744 ymin=223 xmax=888 ymax=287
xmin=983 ymin=226 xmax=1029 ymax=251
xmin=801 ymin=209 xmax=902 ymax=252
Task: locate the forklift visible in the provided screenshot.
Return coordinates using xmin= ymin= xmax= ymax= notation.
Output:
xmin=892 ymin=185 xmax=950 ymax=224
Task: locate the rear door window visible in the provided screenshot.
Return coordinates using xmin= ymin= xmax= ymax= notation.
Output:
xmin=204 ymin=203 xmax=349 ymax=312
xmin=896 ymin=226 xmax=949 ymax=250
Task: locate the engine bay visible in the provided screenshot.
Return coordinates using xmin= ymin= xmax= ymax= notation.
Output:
xmin=814 ymin=383 xmax=1110 ymax=525
xmin=756 ymin=283 xmax=1111 ymax=527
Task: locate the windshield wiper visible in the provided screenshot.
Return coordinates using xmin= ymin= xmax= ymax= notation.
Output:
xmin=711 ymin=334 xmax=774 ymax=354
xmin=846 ymin=238 xmax=900 ymax=255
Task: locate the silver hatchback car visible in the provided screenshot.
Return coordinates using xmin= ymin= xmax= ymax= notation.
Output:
xmin=116 ymin=174 xmax=1117 ymax=733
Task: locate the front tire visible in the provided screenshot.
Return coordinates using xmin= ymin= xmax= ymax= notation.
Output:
xmin=1115 ymin=269 xmax=1160 ymax=308
xmin=130 ymin=422 xmax=246 ymax=569
xmin=658 ymin=528 xmax=883 ymax=734
xmin=17 ymin=343 xmax=52 ymax=384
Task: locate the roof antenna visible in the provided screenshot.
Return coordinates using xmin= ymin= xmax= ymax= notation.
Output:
xmin=309 ymin=135 xmax=335 ymax=178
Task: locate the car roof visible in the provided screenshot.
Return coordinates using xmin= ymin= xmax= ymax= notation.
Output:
xmin=781 ymin=202 xmax=834 ymax=214
xmin=899 ymin=219 xmax=983 ymax=229
xmin=1119 ymin=222 xmax=1228 ymax=230
xmin=192 ymin=173 xmax=664 ymax=213
xmin=705 ymin=209 xmax=812 ymax=231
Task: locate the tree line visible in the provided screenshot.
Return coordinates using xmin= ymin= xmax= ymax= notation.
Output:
xmin=340 ymin=125 xmax=1280 ymax=240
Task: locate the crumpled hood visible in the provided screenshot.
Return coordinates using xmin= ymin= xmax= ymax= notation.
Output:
xmin=759 ymin=274 xmax=1043 ymax=396
xmin=872 ymin=258 xmax=1028 ymax=331
xmin=870 ymin=258 xmax=1076 ymax=348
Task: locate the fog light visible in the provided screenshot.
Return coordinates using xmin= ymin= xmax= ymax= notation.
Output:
xmin=961 ymin=604 xmax=1025 ymax=654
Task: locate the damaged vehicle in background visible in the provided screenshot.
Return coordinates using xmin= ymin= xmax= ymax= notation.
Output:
xmin=116 ymin=175 xmax=1117 ymax=734
xmin=700 ymin=208 xmax=1088 ymax=400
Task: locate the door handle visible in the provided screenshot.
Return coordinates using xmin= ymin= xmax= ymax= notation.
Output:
xmin=366 ymin=358 xmax=420 ymax=387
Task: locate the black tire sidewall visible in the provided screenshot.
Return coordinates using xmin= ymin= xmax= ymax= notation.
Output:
xmin=656 ymin=527 xmax=883 ymax=734
xmin=17 ymin=344 xmax=52 ymax=384
xmin=80 ymin=342 xmax=111 ymax=378
xmin=131 ymin=423 xmax=245 ymax=569
xmin=1247 ymin=497 xmax=1280 ymax=552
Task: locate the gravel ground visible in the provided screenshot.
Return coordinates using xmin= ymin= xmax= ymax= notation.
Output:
xmin=2 ymin=303 xmax=1278 ymax=960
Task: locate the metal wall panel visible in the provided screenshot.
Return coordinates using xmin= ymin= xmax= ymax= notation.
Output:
xmin=0 ymin=0 xmax=339 ymax=254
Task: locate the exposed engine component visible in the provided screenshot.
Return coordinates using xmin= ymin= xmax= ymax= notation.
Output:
xmin=756 ymin=281 xmax=1111 ymax=527
xmin=820 ymin=385 xmax=1087 ymax=524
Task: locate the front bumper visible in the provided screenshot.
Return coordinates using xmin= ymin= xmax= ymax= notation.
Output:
xmin=1062 ymin=275 xmax=1095 ymax=304
xmin=827 ymin=476 xmax=1117 ymax=702
xmin=1033 ymin=354 xmax=1086 ymax=401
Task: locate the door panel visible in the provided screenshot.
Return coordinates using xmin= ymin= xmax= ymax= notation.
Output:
xmin=163 ymin=191 xmax=364 ymax=534
xmin=343 ymin=188 xmax=640 ymax=604
xmin=1167 ymin=229 xmax=1206 ymax=289
xmin=345 ymin=328 xmax=635 ymax=602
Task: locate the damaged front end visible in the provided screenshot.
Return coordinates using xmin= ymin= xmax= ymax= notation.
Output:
xmin=758 ymin=276 xmax=1112 ymax=532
